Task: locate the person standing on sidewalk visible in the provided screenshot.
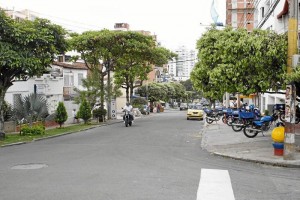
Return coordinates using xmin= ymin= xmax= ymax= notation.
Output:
xmin=72 ymin=109 xmax=79 ymax=123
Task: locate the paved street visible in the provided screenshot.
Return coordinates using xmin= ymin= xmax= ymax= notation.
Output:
xmin=0 ymin=110 xmax=300 ymax=200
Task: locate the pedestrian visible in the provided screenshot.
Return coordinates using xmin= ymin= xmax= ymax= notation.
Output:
xmin=72 ymin=109 xmax=79 ymax=123
xmin=230 ymin=99 xmax=237 ymax=109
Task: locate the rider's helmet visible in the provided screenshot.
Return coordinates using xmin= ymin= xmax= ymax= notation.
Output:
xmin=126 ymin=102 xmax=130 ymax=106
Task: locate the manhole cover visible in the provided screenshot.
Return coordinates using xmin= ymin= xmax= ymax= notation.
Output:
xmin=11 ymin=163 xmax=48 ymax=170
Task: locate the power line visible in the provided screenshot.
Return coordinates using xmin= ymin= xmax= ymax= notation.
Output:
xmin=4 ymin=6 xmax=105 ymax=32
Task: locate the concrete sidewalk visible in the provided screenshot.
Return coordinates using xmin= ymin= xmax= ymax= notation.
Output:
xmin=201 ymin=121 xmax=300 ymax=168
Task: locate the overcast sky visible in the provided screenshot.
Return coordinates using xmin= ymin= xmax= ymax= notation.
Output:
xmin=1 ymin=0 xmax=226 ymax=50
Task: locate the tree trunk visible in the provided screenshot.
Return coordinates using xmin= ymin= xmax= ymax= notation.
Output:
xmin=106 ymin=63 xmax=111 ymax=120
xmin=130 ymin=83 xmax=134 ymax=101
xmin=126 ymin=86 xmax=130 ymax=102
xmin=100 ymin=73 xmax=105 ymax=111
xmin=0 ymin=85 xmax=9 ymax=132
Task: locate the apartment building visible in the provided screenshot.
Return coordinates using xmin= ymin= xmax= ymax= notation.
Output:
xmin=167 ymin=46 xmax=196 ymax=82
xmin=4 ymin=8 xmax=38 ymax=21
xmin=226 ymin=0 xmax=255 ymax=31
xmin=254 ymin=0 xmax=290 ymax=112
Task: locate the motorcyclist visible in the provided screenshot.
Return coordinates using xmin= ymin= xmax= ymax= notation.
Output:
xmin=123 ymin=102 xmax=134 ymax=122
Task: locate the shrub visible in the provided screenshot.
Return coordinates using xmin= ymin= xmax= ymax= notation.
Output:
xmin=78 ymin=99 xmax=92 ymax=124
xmin=264 ymin=110 xmax=269 ymax=116
xmin=55 ymin=102 xmax=68 ymax=127
xmin=20 ymin=125 xmax=45 ymax=136
xmin=131 ymin=97 xmax=148 ymax=108
xmin=93 ymin=108 xmax=107 ymax=122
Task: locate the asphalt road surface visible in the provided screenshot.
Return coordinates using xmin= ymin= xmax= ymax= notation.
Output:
xmin=0 ymin=109 xmax=299 ymax=200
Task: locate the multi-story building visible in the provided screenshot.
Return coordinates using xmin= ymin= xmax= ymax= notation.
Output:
xmin=167 ymin=46 xmax=196 ymax=82
xmin=4 ymin=8 xmax=38 ymax=21
xmin=226 ymin=0 xmax=255 ymax=31
xmin=254 ymin=0 xmax=289 ymax=112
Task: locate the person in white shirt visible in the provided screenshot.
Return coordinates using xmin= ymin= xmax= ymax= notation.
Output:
xmin=123 ymin=102 xmax=134 ymax=121
xmin=230 ymin=99 xmax=237 ymax=109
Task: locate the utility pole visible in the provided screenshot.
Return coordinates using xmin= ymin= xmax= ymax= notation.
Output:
xmin=284 ymin=0 xmax=298 ymax=160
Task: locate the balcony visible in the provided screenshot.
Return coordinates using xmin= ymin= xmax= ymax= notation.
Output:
xmin=63 ymin=86 xmax=76 ymax=101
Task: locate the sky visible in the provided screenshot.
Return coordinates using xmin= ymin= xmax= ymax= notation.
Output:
xmin=1 ymin=0 xmax=226 ymax=51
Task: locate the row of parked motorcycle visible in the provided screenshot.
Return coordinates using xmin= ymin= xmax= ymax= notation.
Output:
xmin=203 ymin=104 xmax=300 ymax=138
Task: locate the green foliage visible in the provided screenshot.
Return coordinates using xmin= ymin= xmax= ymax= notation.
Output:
xmin=78 ymin=99 xmax=92 ymax=124
xmin=264 ymin=110 xmax=269 ymax=116
xmin=12 ymin=93 xmax=49 ymax=124
xmin=131 ymin=97 xmax=148 ymax=107
xmin=136 ymin=82 xmax=186 ymax=103
xmin=2 ymin=101 xmax=12 ymax=121
xmin=0 ymin=10 xmax=67 ymax=131
xmin=70 ymin=29 xmax=176 ymax=107
xmin=20 ymin=124 xmax=45 ymax=136
xmin=191 ymin=27 xmax=288 ymax=100
xmin=92 ymin=108 xmax=107 ymax=122
xmin=55 ymin=102 xmax=68 ymax=127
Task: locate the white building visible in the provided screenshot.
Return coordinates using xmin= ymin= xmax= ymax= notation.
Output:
xmin=254 ymin=0 xmax=290 ymax=112
xmin=5 ymin=61 xmax=88 ymax=122
xmin=168 ymin=46 xmax=197 ymax=81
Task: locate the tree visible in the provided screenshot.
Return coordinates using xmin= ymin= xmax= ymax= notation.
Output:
xmin=55 ymin=102 xmax=68 ymax=128
xmin=0 ymin=10 xmax=68 ymax=131
xmin=112 ymin=37 xmax=175 ymax=102
xmin=180 ymin=79 xmax=202 ymax=103
xmin=12 ymin=93 xmax=49 ymax=125
xmin=77 ymin=99 xmax=92 ymax=124
xmin=191 ymin=27 xmax=287 ymax=100
xmin=136 ymin=82 xmax=186 ymax=105
xmin=70 ymin=30 xmax=175 ymax=118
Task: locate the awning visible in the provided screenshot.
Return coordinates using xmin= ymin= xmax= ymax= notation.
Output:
xmin=277 ymin=0 xmax=289 ymax=19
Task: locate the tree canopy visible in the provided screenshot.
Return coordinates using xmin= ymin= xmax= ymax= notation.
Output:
xmin=0 ymin=10 xmax=68 ymax=131
xmin=191 ymin=27 xmax=288 ymax=100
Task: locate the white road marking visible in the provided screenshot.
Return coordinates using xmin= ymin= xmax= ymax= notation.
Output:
xmin=197 ymin=169 xmax=235 ymax=200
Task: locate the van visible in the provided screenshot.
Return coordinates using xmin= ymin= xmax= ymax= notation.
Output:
xmin=180 ymin=103 xmax=188 ymax=111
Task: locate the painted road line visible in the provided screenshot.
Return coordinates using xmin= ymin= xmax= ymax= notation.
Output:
xmin=197 ymin=168 xmax=235 ymax=200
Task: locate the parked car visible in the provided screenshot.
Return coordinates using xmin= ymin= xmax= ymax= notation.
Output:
xmin=180 ymin=103 xmax=188 ymax=111
xmin=187 ymin=105 xmax=204 ymax=120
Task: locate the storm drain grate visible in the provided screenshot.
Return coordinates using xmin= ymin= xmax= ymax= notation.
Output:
xmin=11 ymin=163 xmax=48 ymax=170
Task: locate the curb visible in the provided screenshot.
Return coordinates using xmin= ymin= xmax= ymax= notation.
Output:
xmin=1 ymin=120 xmax=124 ymax=148
xmin=201 ymin=124 xmax=300 ymax=168
xmin=213 ymin=152 xmax=300 ymax=168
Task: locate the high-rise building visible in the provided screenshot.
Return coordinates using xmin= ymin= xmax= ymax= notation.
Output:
xmin=226 ymin=0 xmax=255 ymax=31
xmin=167 ymin=46 xmax=196 ymax=82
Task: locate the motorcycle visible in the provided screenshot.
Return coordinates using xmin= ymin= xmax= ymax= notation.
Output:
xmin=273 ymin=103 xmax=300 ymax=123
xmin=243 ymin=112 xmax=278 ymax=138
xmin=123 ymin=110 xmax=133 ymax=127
xmin=273 ymin=104 xmax=285 ymax=122
xmin=204 ymin=108 xmax=221 ymax=124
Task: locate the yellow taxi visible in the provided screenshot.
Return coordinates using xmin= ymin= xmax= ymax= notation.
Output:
xmin=187 ymin=105 xmax=204 ymax=120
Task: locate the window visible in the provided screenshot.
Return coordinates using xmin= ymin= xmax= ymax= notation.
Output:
xmin=78 ymin=73 xmax=83 ymax=86
xmin=261 ymin=7 xmax=265 ymax=18
xmin=13 ymin=94 xmax=21 ymax=108
xmin=64 ymin=73 xmax=74 ymax=86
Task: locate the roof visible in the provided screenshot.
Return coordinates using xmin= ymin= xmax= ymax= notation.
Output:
xmin=52 ymin=61 xmax=88 ymax=70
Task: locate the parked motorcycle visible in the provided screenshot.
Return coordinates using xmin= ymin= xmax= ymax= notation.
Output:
xmin=123 ymin=110 xmax=133 ymax=127
xmin=243 ymin=113 xmax=278 ymax=138
xmin=204 ymin=108 xmax=221 ymax=124
xmin=273 ymin=104 xmax=285 ymax=122
xmin=273 ymin=103 xmax=300 ymax=124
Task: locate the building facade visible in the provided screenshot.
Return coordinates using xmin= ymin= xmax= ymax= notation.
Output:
xmin=254 ymin=0 xmax=291 ymax=113
xmin=226 ymin=0 xmax=255 ymax=31
xmin=167 ymin=46 xmax=196 ymax=82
